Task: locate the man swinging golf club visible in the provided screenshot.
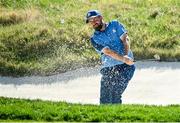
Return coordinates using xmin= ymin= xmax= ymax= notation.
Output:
xmin=85 ymin=10 xmax=135 ymax=104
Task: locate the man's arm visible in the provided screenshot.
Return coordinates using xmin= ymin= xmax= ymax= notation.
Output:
xmin=91 ymin=37 xmax=134 ymax=65
xmin=120 ymin=33 xmax=130 ymax=55
xmin=102 ymin=47 xmax=134 ymax=65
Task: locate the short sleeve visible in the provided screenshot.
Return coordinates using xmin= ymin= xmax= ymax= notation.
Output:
xmin=114 ymin=20 xmax=127 ymax=39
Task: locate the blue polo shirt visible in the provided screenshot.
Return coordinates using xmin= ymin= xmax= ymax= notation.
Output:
xmin=90 ymin=20 xmax=134 ymax=68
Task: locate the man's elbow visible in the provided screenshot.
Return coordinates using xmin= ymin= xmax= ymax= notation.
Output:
xmin=102 ymin=47 xmax=112 ymax=55
xmin=120 ymin=33 xmax=128 ymax=41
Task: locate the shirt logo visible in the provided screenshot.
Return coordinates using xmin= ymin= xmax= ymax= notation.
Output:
xmin=112 ymin=29 xmax=116 ymax=33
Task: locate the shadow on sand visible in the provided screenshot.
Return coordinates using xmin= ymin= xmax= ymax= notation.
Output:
xmin=0 ymin=61 xmax=179 ymax=85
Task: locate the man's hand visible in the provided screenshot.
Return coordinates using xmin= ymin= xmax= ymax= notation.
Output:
xmin=123 ymin=55 xmax=134 ymax=65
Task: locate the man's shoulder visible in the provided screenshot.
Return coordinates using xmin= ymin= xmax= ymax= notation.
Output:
xmin=91 ymin=31 xmax=100 ymax=39
xmin=90 ymin=33 xmax=96 ymax=39
xmin=109 ymin=19 xmax=119 ymax=25
xmin=109 ymin=20 xmax=125 ymax=26
xmin=109 ymin=20 xmax=125 ymax=29
xmin=90 ymin=34 xmax=98 ymax=42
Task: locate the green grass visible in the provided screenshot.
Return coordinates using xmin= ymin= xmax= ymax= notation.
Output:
xmin=0 ymin=97 xmax=180 ymax=122
xmin=0 ymin=0 xmax=180 ymax=76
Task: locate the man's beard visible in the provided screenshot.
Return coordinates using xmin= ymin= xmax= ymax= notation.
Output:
xmin=94 ymin=22 xmax=103 ymax=31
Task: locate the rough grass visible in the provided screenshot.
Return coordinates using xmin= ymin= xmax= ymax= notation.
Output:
xmin=0 ymin=0 xmax=179 ymax=76
xmin=0 ymin=8 xmax=40 ymax=26
xmin=0 ymin=97 xmax=180 ymax=122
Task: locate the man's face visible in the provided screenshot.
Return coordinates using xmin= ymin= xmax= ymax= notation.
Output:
xmin=88 ymin=16 xmax=103 ymax=31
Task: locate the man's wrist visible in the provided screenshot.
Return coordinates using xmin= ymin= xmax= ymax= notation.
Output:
xmin=122 ymin=56 xmax=126 ymax=63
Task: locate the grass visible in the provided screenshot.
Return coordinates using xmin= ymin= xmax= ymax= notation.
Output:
xmin=0 ymin=97 xmax=180 ymax=122
xmin=0 ymin=0 xmax=180 ymax=76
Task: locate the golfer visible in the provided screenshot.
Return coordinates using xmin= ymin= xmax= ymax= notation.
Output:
xmin=85 ymin=10 xmax=135 ymax=104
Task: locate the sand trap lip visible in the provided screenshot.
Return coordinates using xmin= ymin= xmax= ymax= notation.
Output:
xmin=0 ymin=61 xmax=180 ymax=105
